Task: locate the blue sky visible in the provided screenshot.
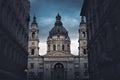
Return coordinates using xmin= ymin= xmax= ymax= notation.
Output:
xmin=30 ymin=0 xmax=83 ymax=55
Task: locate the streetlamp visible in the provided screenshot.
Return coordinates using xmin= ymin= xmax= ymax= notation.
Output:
xmin=24 ymin=68 xmax=28 ymax=72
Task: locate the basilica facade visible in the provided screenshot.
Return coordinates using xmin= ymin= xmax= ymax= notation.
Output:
xmin=28 ymin=14 xmax=88 ymax=80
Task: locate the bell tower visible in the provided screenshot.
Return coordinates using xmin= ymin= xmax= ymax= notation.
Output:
xmin=78 ymin=16 xmax=87 ymax=57
xmin=78 ymin=16 xmax=89 ymax=80
xmin=28 ymin=16 xmax=39 ymax=56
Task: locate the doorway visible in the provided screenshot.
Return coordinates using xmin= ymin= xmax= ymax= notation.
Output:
xmin=52 ymin=63 xmax=65 ymax=80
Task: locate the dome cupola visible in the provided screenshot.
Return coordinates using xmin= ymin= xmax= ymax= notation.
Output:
xmin=47 ymin=13 xmax=71 ymax=54
xmin=48 ymin=13 xmax=69 ymax=38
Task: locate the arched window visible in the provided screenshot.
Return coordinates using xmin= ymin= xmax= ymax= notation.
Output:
xmin=54 ymin=63 xmax=64 ymax=69
xmin=67 ymin=44 xmax=70 ymax=50
xmin=82 ymin=32 xmax=86 ymax=38
xmin=62 ymin=45 xmax=64 ymax=51
xmin=32 ymin=32 xmax=35 ymax=39
xmin=57 ymin=45 xmax=60 ymax=51
xmin=83 ymin=48 xmax=87 ymax=55
xmin=48 ymin=45 xmax=50 ymax=51
xmin=53 ymin=45 xmax=56 ymax=51
xmin=31 ymin=49 xmax=34 ymax=55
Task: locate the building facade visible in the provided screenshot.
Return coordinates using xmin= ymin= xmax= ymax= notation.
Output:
xmin=81 ymin=0 xmax=120 ymax=80
xmin=78 ymin=16 xmax=89 ymax=80
xmin=0 ymin=0 xmax=30 ymax=80
xmin=28 ymin=14 xmax=81 ymax=80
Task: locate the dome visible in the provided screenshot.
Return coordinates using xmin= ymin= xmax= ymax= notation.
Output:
xmin=48 ymin=13 xmax=69 ymax=38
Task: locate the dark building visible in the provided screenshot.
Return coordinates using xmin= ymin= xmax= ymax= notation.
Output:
xmin=81 ymin=0 xmax=120 ymax=80
xmin=0 ymin=0 xmax=30 ymax=80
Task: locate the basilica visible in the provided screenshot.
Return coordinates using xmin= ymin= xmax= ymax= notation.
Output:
xmin=28 ymin=14 xmax=89 ymax=80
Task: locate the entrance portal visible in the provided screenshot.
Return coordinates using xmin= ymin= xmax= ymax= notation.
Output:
xmin=52 ymin=63 xmax=65 ymax=80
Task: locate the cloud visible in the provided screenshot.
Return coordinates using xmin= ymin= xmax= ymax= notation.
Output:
xmin=62 ymin=16 xmax=80 ymax=40
xmin=71 ymin=39 xmax=79 ymax=55
xmin=39 ymin=41 xmax=47 ymax=55
xmin=30 ymin=0 xmax=37 ymax=3
xmin=30 ymin=0 xmax=83 ymax=19
xmin=41 ymin=0 xmax=83 ymax=10
xmin=37 ymin=17 xmax=55 ymax=41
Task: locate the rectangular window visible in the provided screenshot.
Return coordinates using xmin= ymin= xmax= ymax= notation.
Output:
xmin=38 ymin=72 xmax=43 ymax=80
xmin=84 ymin=63 xmax=88 ymax=69
xmin=29 ymin=72 xmax=35 ymax=78
xmin=39 ymin=63 xmax=43 ymax=69
xmin=30 ymin=63 xmax=34 ymax=69
xmin=84 ymin=69 xmax=88 ymax=76
xmin=74 ymin=72 xmax=79 ymax=79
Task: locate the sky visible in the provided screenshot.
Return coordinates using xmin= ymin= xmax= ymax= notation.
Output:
xmin=30 ymin=0 xmax=83 ymax=55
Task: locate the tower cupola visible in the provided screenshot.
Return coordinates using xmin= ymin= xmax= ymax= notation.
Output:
xmin=80 ymin=16 xmax=85 ymax=24
xmin=31 ymin=16 xmax=38 ymax=28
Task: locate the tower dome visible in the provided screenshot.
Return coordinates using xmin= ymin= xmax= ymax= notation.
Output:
xmin=48 ymin=13 xmax=69 ymax=38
